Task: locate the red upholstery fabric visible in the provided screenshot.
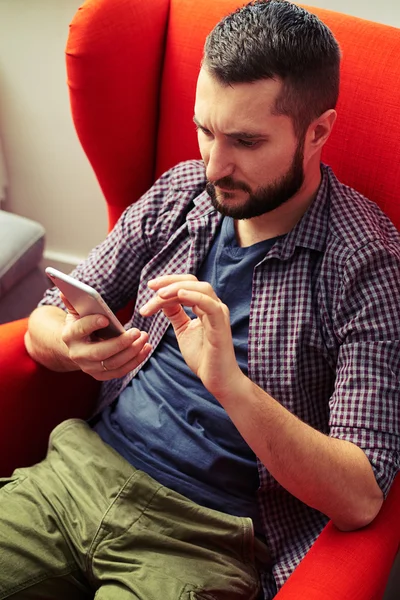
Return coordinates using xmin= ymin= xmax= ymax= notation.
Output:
xmin=67 ymin=0 xmax=170 ymax=230
xmin=275 ymin=475 xmax=400 ymax=599
xmin=0 ymin=318 xmax=99 ymax=475
xmin=0 ymin=0 xmax=399 ymax=597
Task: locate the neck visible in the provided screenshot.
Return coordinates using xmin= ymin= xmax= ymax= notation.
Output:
xmin=235 ymin=165 xmax=322 ymax=248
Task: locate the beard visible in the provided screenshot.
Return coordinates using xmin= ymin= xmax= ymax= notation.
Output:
xmin=206 ymin=139 xmax=305 ymax=220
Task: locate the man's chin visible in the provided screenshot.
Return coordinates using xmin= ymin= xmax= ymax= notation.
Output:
xmin=207 ymin=184 xmax=253 ymax=217
xmin=213 ymin=199 xmax=254 ymax=220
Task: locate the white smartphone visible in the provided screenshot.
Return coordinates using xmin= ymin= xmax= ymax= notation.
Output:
xmin=45 ymin=267 xmax=125 ymax=339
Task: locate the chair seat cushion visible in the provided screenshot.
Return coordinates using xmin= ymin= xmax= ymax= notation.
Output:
xmin=0 ymin=211 xmax=45 ymax=298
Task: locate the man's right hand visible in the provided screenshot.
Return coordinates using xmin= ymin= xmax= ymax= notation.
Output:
xmin=25 ymin=303 xmax=151 ymax=380
xmin=61 ymin=312 xmax=151 ymax=381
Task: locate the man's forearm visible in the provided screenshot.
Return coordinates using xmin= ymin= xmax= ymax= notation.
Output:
xmin=25 ymin=306 xmax=79 ymax=372
xmin=218 ymin=375 xmax=384 ymax=531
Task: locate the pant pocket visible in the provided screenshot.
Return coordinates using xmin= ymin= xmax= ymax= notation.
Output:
xmin=0 ymin=477 xmax=13 ymax=488
xmin=0 ymin=474 xmax=26 ymax=494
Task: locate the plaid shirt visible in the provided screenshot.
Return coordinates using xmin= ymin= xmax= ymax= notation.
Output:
xmin=40 ymin=160 xmax=400 ymax=598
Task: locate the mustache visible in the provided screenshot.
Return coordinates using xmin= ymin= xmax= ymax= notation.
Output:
xmin=207 ymin=177 xmax=252 ymax=193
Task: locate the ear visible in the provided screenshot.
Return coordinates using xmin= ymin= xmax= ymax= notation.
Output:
xmin=304 ymin=109 xmax=337 ymax=161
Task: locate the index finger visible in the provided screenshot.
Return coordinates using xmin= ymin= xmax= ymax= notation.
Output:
xmin=147 ymin=274 xmax=198 ymax=290
xmin=60 ymin=292 xmax=79 ymax=316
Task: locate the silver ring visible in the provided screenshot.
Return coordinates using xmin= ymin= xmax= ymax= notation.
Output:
xmin=101 ymin=360 xmax=108 ymax=372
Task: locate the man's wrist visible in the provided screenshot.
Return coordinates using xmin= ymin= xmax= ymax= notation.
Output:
xmin=211 ymin=368 xmax=254 ymax=409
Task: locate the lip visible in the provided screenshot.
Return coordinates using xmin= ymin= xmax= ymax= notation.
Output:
xmin=217 ymin=186 xmax=236 ymax=193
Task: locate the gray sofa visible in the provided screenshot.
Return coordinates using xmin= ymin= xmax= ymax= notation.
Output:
xmin=0 ymin=210 xmax=48 ymax=324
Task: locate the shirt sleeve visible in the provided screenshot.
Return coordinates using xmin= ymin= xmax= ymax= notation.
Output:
xmin=329 ymin=239 xmax=400 ymax=497
xmin=39 ymin=165 xmax=189 ymax=317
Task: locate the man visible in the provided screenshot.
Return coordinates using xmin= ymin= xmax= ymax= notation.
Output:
xmin=1 ymin=1 xmax=399 ymax=599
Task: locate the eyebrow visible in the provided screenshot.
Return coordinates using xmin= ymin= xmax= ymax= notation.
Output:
xmin=193 ymin=116 xmax=267 ymax=139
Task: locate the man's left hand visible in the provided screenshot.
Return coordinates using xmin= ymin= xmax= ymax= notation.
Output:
xmin=140 ymin=274 xmax=244 ymax=400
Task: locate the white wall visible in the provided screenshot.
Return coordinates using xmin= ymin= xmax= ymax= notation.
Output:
xmin=0 ymin=0 xmax=107 ymax=271
xmin=0 ymin=0 xmax=398 ymax=271
xmin=306 ymin=0 xmax=400 ymax=26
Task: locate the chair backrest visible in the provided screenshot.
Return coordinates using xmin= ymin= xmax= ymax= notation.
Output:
xmin=66 ymin=0 xmax=400 ymax=230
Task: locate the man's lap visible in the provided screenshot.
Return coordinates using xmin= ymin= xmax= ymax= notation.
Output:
xmin=0 ymin=419 xmax=262 ymax=600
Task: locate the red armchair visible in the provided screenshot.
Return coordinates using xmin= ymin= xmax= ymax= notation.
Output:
xmin=0 ymin=0 xmax=399 ymax=597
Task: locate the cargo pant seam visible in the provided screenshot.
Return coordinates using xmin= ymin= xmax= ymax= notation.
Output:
xmin=85 ymin=471 xmax=163 ymax=586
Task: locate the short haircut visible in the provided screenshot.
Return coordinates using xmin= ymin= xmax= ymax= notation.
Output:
xmin=203 ymin=0 xmax=341 ymax=138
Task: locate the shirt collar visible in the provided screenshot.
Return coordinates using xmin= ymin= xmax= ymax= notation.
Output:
xmin=268 ymin=164 xmax=331 ymax=261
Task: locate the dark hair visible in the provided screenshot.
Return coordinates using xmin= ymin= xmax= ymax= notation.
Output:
xmin=203 ymin=0 xmax=341 ymax=138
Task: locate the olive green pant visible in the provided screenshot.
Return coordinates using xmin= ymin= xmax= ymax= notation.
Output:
xmin=0 ymin=419 xmax=267 ymax=599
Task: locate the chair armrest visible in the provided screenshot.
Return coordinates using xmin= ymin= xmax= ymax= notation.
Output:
xmin=276 ymin=474 xmax=400 ymax=599
xmin=0 ymin=318 xmax=100 ymax=475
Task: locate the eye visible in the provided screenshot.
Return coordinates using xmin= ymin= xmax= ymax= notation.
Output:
xmin=196 ymin=125 xmax=213 ymax=138
xmin=236 ymin=139 xmax=260 ymax=148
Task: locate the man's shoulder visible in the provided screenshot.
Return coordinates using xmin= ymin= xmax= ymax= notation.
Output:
xmin=163 ymin=159 xmax=207 ymax=192
xmin=324 ymin=165 xmax=400 ymax=257
xmin=122 ymin=159 xmax=207 ymax=225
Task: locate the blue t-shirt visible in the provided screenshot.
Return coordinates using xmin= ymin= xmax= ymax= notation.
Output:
xmin=94 ymin=217 xmax=277 ymax=533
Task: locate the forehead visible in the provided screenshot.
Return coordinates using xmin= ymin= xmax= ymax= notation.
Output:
xmin=194 ymin=67 xmax=292 ymax=134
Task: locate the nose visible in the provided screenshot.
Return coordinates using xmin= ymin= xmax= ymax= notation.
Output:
xmin=204 ymin=141 xmax=235 ymax=183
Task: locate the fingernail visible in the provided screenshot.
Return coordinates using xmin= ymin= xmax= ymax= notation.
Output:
xmin=128 ymin=328 xmax=140 ymax=339
xmin=97 ymin=317 xmax=107 ymax=326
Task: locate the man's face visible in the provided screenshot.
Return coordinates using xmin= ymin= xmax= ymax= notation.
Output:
xmin=194 ymin=68 xmax=305 ymax=220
